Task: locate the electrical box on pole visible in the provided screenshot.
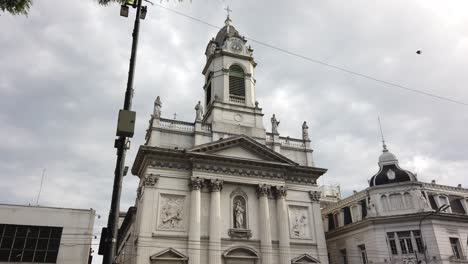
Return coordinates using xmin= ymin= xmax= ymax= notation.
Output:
xmin=116 ymin=110 xmax=136 ymax=138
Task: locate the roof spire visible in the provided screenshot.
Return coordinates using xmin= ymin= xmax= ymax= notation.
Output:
xmin=224 ymin=6 xmax=233 ymax=30
xmin=224 ymin=6 xmax=232 ymax=19
xmin=378 ymin=116 xmax=388 ymax=152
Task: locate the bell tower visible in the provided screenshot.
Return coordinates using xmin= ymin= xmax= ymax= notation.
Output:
xmin=201 ymin=16 xmax=265 ymax=140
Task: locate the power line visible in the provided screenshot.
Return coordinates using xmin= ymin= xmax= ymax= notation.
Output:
xmin=153 ymin=3 xmax=468 ymax=107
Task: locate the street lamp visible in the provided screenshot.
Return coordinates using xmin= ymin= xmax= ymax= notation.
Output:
xmin=102 ymin=0 xmax=148 ymax=264
xmin=419 ymin=204 xmax=450 ymax=264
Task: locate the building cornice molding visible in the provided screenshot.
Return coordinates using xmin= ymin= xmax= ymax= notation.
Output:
xmin=325 ymin=212 xmax=468 ymax=239
xmin=322 ymin=190 xmax=367 ymax=214
xmin=132 ymin=145 xmax=326 ymax=185
xmin=202 ymin=51 xmax=257 ymax=75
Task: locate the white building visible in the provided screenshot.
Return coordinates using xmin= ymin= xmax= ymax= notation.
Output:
xmin=0 ymin=203 xmax=95 ymax=264
xmin=114 ymin=16 xmax=329 ymax=264
xmin=322 ymin=143 xmax=468 ymax=264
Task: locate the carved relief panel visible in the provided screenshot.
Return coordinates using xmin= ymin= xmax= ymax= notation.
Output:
xmin=288 ymin=206 xmax=311 ymax=239
xmin=158 ymin=194 xmax=186 ymax=230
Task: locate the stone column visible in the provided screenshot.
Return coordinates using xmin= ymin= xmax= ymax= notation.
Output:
xmin=257 ymin=184 xmax=273 ymax=264
xmin=310 ymin=191 xmax=328 ymax=264
xmin=275 ymin=186 xmax=290 ymax=264
xmin=208 ymin=179 xmax=223 ymax=264
xmin=188 ymin=178 xmax=203 ymax=264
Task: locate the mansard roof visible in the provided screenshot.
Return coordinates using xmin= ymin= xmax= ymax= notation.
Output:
xmin=369 ymin=144 xmax=417 ymax=187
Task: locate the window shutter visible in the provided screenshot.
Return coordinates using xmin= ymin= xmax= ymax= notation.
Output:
xmin=229 ymin=65 xmax=245 ymax=97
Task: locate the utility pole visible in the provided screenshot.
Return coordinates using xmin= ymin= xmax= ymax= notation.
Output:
xmin=103 ymin=0 xmax=143 ymax=263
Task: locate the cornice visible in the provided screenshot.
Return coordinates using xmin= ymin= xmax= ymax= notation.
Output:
xmin=422 ymin=182 xmax=468 ymax=194
xmin=132 ymin=145 xmax=326 ymax=185
xmin=322 ymin=190 xmax=367 ymax=214
xmin=325 ymin=212 xmax=468 ymax=239
xmin=202 ymin=51 xmax=256 ymax=75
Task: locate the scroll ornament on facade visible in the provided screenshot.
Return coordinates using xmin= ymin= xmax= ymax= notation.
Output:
xmin=309 ymin=190 xmax=321 ymax=202
xmin=209 ymin=179 xmax=223 ymax=192
xmin=144 ymin=174 xmax=159 ymax=187
xmin=256 ymin=184 xmax=270 ymax=197
xmin=189 ymin=177 xmax=203 ymax=190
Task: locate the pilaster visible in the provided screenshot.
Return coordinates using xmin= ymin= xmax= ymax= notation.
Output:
xmin=188 ymin=178 xmax=203 ymax=264
xmin=208 ymin=179 xmax=223 ymax=264
xmin=256 ymin=184 xmax=273 ymax=264
xmin=275 ymin=186 xmax=290 ymax=264
xmin=310 ymin=191 xmax=328 ymax=264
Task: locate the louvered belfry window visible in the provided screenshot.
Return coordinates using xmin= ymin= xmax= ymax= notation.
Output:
xmin=229 ymin=65 xmax=245 ymax=102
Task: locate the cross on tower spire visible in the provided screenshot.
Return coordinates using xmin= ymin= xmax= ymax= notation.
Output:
xmin=224 ymin=6 xmax=232 ymax=18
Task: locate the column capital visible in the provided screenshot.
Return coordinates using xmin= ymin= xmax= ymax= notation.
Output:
xmin=144 ymin=173 xmax=159 ymax=186
xmin=189 ymin=177 xmax=204 ymax=191
xmin=275 ymin=186 xmax=287 ymax=198
xmin=309 ymin=190 xmax=321 ymax=202
xmin=208 ymin=179 xmax=223 ymax=192
xmin=256 ymin=184 xmax=271 ymax=197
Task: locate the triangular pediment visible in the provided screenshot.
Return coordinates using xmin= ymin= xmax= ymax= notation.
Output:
xmin=292 ymin=254 xmax=320 ymax=263
xmin=188 ymin=135 xmax=297 ymax=165
xmin=150 ymin=248 xmax=188 ymax=261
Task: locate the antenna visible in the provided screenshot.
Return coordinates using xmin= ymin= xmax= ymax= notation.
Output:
xmin=377 ymin=116 xmax=388 ymax=151
xmin=36 ymin=168 xmax=46 ymax=206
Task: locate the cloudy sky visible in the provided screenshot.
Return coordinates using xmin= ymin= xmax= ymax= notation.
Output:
xmin=1 ymin=0 xmax=468 ymax=262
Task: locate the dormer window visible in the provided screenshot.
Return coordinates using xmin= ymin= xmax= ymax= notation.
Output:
xmin=229 ymin=65 xmax=245 ymax=104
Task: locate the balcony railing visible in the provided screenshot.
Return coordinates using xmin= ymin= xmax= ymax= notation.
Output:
xmin=229 ymin=95 xmax=245 ymax=104
xmin=159 ymin=118 xmax=194 ymax=132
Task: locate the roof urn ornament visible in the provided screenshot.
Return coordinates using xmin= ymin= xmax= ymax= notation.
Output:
xmin=154 ymin=96 xmax=162 ymax=117
xmin=302 ymin=121 xmax=309 ymax=141
xmin=195 ymin=101 xmax=204 ymax=121
xmin=271 ymin=114 xmax=280 ymax=135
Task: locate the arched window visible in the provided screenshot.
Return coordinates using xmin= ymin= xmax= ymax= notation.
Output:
xmin=205 ymin=72 xmax=213 ymax=106
xmin=389 ymin=193 xmax=404 ymax=210
xmin=229 ymin=65 xmax=245 ymax=103
xmin=404 ymin=192 xmax=413 ymax=209
xmin=381 ymin=195 xmax=389 ymax=212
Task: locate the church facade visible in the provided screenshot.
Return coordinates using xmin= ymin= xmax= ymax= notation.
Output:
xmin=115 ymin=17 xmax=329 ymax=264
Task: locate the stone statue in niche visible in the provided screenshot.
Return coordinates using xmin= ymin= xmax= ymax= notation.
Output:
xmin=195 ymin=101 xmax=204 ymax=121
xmin=234 ymin=200 xmax=245 ymax=228
xmin=289 ymin=206 xmax=309 ymax=238
xmin=271 ymin=114 xmax=280 ymax=134
xmin=228 ymin=194 xmax=251 ymax=239
xmin=233 ymin=196 xmax=246 ymax=229
xmin=159 ymin=195 xmax=185 ymax=229
xmin=153 ymin=96 xmax=162 ymax=117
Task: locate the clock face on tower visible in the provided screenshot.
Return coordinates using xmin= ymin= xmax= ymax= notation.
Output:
xmin=231 ymin=39 xmax=243 ymax=53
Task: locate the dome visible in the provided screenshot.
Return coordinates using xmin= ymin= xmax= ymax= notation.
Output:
xmin=369 ymin=144 xmax=417 ymax=187
xmin=214 ymin=17 xmax=242 ymax=46
xmin=378 ymin=146 xmax=398 ymax=165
